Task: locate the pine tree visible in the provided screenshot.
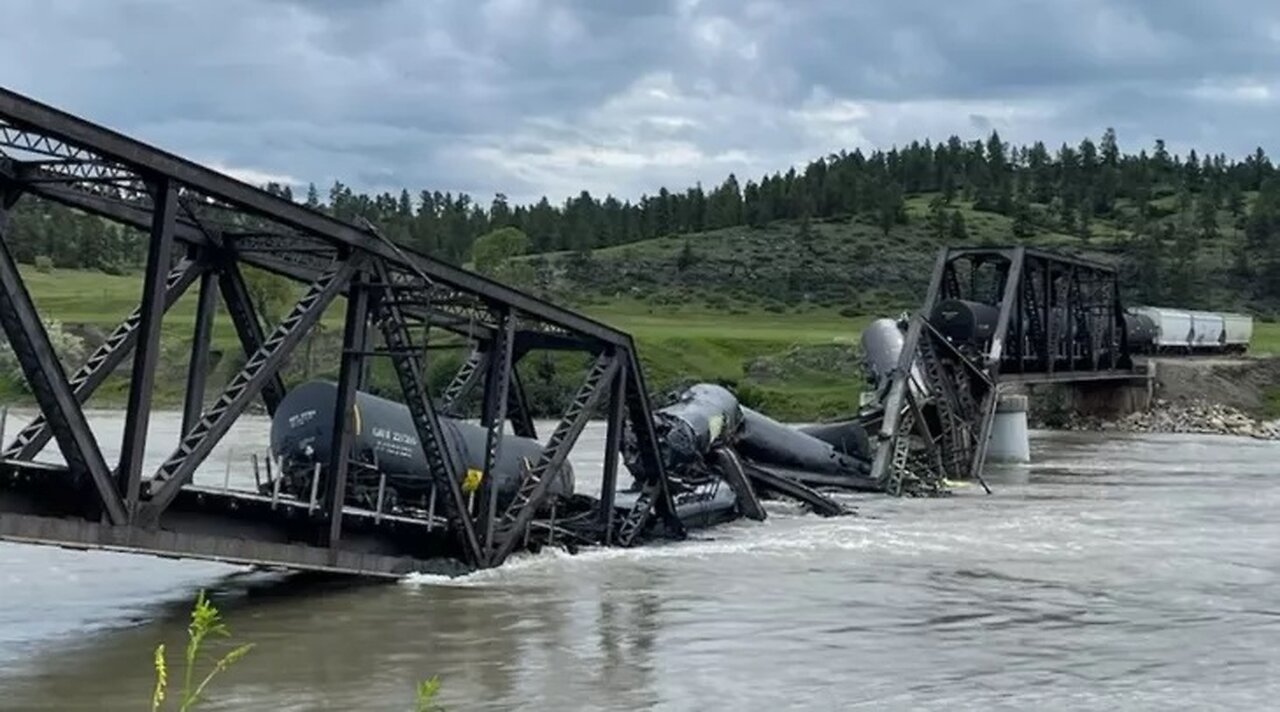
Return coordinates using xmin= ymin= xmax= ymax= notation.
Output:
xmin=1012 ymin=190 xmax=1035 ymax=238
xmin=676 ymin=239 xmax=697 ymax=272
xmin=1077 ymin=201 xmax=1092 ymax=243
xmin=927 ymin=197 xmax=950 ymax=240
xmin=1195 ymin=192 xmax=1219 ymax=241
xmin=948 ymin=210 xmax=968 ymax=242
xmin=878 ymin=182 xmax=905 ymax=236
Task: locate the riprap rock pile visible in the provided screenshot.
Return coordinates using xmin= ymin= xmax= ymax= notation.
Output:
xmin=1066 ymin=400 xmax=1280 ymax=440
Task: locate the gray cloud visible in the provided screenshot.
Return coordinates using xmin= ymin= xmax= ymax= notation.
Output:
xmin=1 ymin=0 xmax=1277 ymax=204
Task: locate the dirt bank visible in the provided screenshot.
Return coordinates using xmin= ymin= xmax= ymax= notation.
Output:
xmin=1057 ymin=356 xmax=1280 ymax=439
xmin=1145 ymin=356 xmax=1280 ymax=416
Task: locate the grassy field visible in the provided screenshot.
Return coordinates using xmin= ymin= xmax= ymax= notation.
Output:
xmin=6 ymin=262 xmax=1280 ymax=421
xmin=581 ymin=300 xmax=871 ymax=418
xmin=6 ymin=266 xmax=875 ymax=419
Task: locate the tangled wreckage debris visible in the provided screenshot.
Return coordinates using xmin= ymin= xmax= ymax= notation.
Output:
xmin=268 ymin=309 xmax=982 ymax=568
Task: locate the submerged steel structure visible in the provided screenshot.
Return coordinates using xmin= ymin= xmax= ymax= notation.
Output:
xmin=0 ymin=88 xmax=686 ymax=576
xmin=869 ymin=246 xmax=1134 ymax=493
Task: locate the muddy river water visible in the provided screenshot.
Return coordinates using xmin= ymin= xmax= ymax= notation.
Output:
xmin=0 ymin=410 xmax=1277 ymax=710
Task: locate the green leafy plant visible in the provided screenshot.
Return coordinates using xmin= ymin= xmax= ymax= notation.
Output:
xmin=150 ymin=592 xmax=443 ymax=710
xmin=151 ymin=590 xmax=254 ymax=712
xmin=414 ymin=677 xmax=443 ymax=711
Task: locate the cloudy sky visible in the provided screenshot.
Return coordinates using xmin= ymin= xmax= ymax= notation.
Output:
xmin=1 ymin=0 xmax=1277 ymax=204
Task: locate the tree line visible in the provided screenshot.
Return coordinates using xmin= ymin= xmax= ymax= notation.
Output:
xmin=5 ymin=128 xmax=1280 ymax=305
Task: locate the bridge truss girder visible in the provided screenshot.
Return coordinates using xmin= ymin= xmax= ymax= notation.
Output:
xmin=0 ymin=87 xmax=681 ymax=575
xmin=870 ymin=246 xmax=1134 ymax=492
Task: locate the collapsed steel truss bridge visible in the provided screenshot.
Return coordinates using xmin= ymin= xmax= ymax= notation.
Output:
xmin=869 ymin=246 xmax=1137 ymax=492
xmin=0 ymin=88 xmax=685 ymax=576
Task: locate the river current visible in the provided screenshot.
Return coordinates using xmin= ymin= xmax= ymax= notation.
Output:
xmin=0 ymin=410 xmax=1277 ymax=710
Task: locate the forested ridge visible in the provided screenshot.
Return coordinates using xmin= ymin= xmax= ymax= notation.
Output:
xmin=8 ymin=128 xmax=1280 ymax=308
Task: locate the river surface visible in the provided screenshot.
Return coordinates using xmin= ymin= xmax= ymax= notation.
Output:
xmin=0 ymin=410 xmax=1278 ymax=710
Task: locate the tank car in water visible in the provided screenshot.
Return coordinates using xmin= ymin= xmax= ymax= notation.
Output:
xmin=269 ymin=380 xmax=574 ymax=513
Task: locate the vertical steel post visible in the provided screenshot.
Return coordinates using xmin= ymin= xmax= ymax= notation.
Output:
xmin=480 ymin=310 xmax=516 ymax=552
xmin=1065 ymin=264 xmax=1076 ymax=371
xmin=1014 ymin=259 xmax=1025 ymax=373
xmin=1042 ymin=257 xmax=1054 ymax=374
xmin=117 ymin=178 xmax=176 ymax=517
xmin=1112 ymin=271 xmax=1123 ymax=368
xmin=599 ymin=360 xmax=627 ymax=545
xmin=987 ymin=247 xmax=1024 ymax=372
xmin=921 ymin=248 xmax=951 ymax=314
xmin=324 ymin=272 xmax=369 ymax=546
xmin=181 ymin=267 xmax=217 ymax=436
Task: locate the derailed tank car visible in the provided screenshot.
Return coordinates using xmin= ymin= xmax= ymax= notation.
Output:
xmin=929 ymin=299 xmax=1000 ymax=354
xmin=269 ymin=381 xmax=574 ymax=512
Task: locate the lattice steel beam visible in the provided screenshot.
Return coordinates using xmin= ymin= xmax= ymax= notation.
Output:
xmin=0 ymin=189 xmax=126 ymax=524
xmin=145 ymin=257 xmax=362 ymax=520
xmin=0 ymin=88 xmax=631 ymax=347
xmin=441 ymin=347 xmax=487 ymax=416
xmin=0 ymin=123 xmax=93 ymax=161
xmin=489 ymin=352 xmax=619 ymax=566
xmin=3 ymin=258 xmax=203 ymax=461
xmin=216 ymin=260 xmax=287 ymax=416
xmin=374 ymin=266 xmax=485 ymax=567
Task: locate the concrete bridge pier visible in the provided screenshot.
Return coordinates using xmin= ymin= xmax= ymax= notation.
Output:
xmin=987 ymin=394 xmax=1031 ymax=463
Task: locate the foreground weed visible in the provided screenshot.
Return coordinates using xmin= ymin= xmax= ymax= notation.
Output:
xmin=151 ymin=590 xmax=254 ymax=712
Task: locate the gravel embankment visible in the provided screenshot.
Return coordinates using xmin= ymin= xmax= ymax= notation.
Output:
xmin=1064 ymin=399 xmax=1280 ymax=440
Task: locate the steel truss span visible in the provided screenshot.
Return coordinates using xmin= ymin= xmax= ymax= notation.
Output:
xmin=868 ymin=246 xmax=1142 ymax=493
xmin=0 ymin=87 xmax=684 ymax=576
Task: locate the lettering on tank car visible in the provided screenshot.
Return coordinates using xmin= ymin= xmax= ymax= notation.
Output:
xmin=374 ymin=442 xmax=417 ymax=460
xmin=371 ymin=426 xmax=419 ymax=446
xmin=371 ymin=427 xmax=420 ymax=460
xmin=288 ymin=409 xmax=317 ymax=428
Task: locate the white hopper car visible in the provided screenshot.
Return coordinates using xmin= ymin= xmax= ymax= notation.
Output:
xmin=1128 ymin=307 xmax=1252 ymax=354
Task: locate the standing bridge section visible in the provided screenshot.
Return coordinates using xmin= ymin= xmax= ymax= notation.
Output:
xmin=0 ymin=88 xmax=685 ymax=576
xmin=869 ymin=246 xmax=1143 ymax=492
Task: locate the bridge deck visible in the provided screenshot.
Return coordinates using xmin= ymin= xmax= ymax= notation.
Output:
xmin=997 ymin=369 xmax=1151 ymax=385
xmin=0 ymin=460 xmax=466 ymax=577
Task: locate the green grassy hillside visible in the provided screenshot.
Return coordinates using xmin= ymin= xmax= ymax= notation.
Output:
xmin=522 ymin=192 xmax=1265 ymax=318
xmin=5 ymin=220 xmax=1280 ymax=422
